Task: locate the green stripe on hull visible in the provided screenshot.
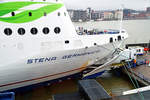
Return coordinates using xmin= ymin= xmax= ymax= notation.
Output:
xmin=0 ymin=2 xmax=42 ymax=16
xmin=0 ymin=2 xmax=63 ymax=23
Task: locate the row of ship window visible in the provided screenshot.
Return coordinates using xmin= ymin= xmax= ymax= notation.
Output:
xmin=11 ymin=12 xmax=66 ymax=17
xmin=110 ymin=36 xmax=122 ymax=43
xmin=4 ymin=27 xmax=61 ymax=36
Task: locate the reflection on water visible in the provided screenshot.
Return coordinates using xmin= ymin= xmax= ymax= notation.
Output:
xmin=16 ymin=71 xmax=134 ymax=100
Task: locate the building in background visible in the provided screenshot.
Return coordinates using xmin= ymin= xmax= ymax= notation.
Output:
xmin=67 ymin=7 xmax=149 ymax=22
xmin=146 ymin=7 xmax=150 ymax=19
xmin=86 ymin=7 xmax=92 ymax=21
xmin=123 ymin=9 xmax=131 ymax=19
xmin=147 ymin=7 xmax=150 ymax=13
xmin=114 ymin=10 xmax=122 ymax=20
xmin=103 ymin=12 xmax=114 ymax=20
xmin=71 ymin=10 xmax=87 ymax=22
xmin=67 ymin=9 xmax=74 ymax=19
xmin=91 ymin=11 xmax=101 ymax=21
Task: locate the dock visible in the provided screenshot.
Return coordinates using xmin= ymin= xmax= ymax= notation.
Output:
xmin=53 ymin=79 xmax=111 ymax=100
xmin=122 ymin=52 xmax=150 ymax=86
xmin=53 ymin=79 xmax=150 ymax=100
xmin=125 ymin=65 xmax=150 ymax=86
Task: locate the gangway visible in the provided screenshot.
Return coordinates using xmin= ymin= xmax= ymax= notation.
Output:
xmin=82 ymin=48 xmax=136 ymax=79
xmin=82 ymin=48 xmax=122 ymax=79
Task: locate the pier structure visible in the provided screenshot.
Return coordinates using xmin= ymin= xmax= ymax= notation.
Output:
xmin=53 ymin=79 xmax=150 ymax=100
xmin=125 ymin=65 xmax=150 ymax=86
xmin=123 ymin=52 xmax=150 ymax=86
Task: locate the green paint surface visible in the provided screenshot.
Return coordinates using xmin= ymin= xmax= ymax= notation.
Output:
xmin=0 ymin=2 xmax=63 ymax=23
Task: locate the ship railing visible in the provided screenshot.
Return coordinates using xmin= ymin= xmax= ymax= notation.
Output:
xmin=77 ymin=29 xmax=121 ymax=35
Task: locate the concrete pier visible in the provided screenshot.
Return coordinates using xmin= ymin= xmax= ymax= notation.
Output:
xmin=123 ymin=52 xmax=150 ymax=86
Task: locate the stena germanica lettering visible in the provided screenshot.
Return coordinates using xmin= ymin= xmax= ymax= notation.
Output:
xmin=27 ymin=57 xmax=57 ymax=64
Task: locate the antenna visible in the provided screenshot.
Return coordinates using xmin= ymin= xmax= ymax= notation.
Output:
xmin=120 ymin=4 xmax=124 ymax=33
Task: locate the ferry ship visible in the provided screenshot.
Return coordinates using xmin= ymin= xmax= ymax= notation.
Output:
xmin=0 ymin=0 xmax=128 ymax=92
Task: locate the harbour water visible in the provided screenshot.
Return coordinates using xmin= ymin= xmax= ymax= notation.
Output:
xmin=15 ymin=20 xmax=150 ymax=100
xmin=16 ymin=71 xmax=134 ymax=100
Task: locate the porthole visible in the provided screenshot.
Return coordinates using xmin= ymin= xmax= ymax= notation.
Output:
xmin=4 ymin=28 xmax=12 ymax=36
xmin=43 ymin=27 xmax=50 ymax=34
xmin=58 ymin=12 xmax=60 ymax=16
xmin=18 ymin=28 xmax=25 ymax=35
xmin=29 ymin=12 xmax=32 ymax=16
xmin=54 ymin=27 xmax=61 ymax=34
xmin=94 ymin=43 xmax=97 ymax=45
xmin=31 ymin=28 xmax=38 ymax=35
xmin=11 ymin=12 xmax=15 ymax=16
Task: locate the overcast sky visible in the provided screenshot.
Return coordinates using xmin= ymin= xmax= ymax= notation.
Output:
xmin=62 ymin=0 xmax=149 ymax=10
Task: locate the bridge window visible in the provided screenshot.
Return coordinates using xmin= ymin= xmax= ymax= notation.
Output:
xmin=4 ymin=28 xmax=12 ymax=36
xmin=121 ymin=31 xmax=125 ymax=33
xmin=54 ymin=27 xmax=61 ymax=34
xmin=11 ymin=12 xmax=15 ymax=16
xmin=29 ymin=12 xmax=32 ymax=16
xmin=58 ymin=12 xmax=60 ymax=16
xmin=118 ymin=36 xmax=121 ymax=41
xmin=31 ymin=28 xmax=38 ymax=35
xmin=43 ymin=27 xmax=50 ymax=34
xmin=44 ymin=12 xmax=47 ymax=16
xmin=18 ymin=28 xmax=25 ymax=35
xmin=110 ymin=37 xmax=113 ymax=43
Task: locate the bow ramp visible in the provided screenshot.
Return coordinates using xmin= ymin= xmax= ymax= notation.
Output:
xmin=82 ymin=48 xmax=124 ymax=79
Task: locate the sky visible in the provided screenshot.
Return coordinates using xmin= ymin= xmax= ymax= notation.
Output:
xmin=62 ymin=0 xmax=150 ymax=10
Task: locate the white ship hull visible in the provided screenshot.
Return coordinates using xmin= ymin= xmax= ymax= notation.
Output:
xmin=0 ymin=41 xmax=120 ymax=92
xmin=0 ymin=0 xmax=128 ymax=92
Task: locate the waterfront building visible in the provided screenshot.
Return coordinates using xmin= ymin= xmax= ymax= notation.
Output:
xmin=103 ymin=12 xmax=114 ymax=20
xmin=114 ymin=10 xmax=122 ymax=20
xmin=91 ymin=11 xmax=101 ymax=21
xmin=123 ymin=9 xmax=131 ymax=19
xmin=86 ymin=7 xmax=92 ymax=20
xmin=67 ymin=9 xmax=74 ymax=19
xmin=147 ymin=7 xmax=150 ymax=13
xmin=146 ymin=13 xmax=150 ymax=19
xmin=72 ymin=10 xmax=87 ymax=22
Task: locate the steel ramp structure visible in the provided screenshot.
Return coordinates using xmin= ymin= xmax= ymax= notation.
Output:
xmin=83 ymin=48 xmax=124 ymax=79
